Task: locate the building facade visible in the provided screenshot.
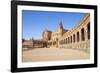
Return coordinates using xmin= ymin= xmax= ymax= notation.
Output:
xmin=43 ymin=13 xmax=90 ymax=52
xmin=22 ymin=39 xmax=47 ymax=50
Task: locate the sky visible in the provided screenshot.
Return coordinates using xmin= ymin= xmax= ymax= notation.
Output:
xmin=22 ymin=10 xmax=86 ymax=40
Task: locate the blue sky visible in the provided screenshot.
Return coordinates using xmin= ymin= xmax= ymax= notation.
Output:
xmin=22 ymin=10 xmax=86 ymax=40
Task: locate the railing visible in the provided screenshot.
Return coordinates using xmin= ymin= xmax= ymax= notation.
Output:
xmin=59 ymin=40 xmax=90 ymax=52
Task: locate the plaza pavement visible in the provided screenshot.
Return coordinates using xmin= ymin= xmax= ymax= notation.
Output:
xmin=22 ymin=47 xmax=90 ymax=62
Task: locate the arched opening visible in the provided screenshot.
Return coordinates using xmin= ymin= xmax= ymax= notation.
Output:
xmin=77 ymin=32 xmax=79 ymax=42
xmin=68 ymin=37 xmax=69 ymax=44
xmin=87 ymin=22 xmax=90 ymax=39
xmin=81 ymin=28 xmax=85 ymax=41
xmin=71 ymin=36 xmax=72 ymax=43
xmin=73 ymin=34 xmax=75 ymax=43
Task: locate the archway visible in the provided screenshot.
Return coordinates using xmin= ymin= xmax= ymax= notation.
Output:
xmin=87 ymin=22 xmax=90 ymax=39
xmin=81 ymin=28 xmax=85 ymax=41
xmin=77 ymin=32 xmax=79 ymax=42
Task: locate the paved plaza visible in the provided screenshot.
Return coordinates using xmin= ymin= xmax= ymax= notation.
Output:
xmin=22 ymin=48 xmax=90 ymax=62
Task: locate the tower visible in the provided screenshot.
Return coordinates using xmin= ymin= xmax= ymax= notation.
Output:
xmin=58 ymin=20 xmax=63 ymax=35
xmin=42 ymin=28 xmax=52 ymax=41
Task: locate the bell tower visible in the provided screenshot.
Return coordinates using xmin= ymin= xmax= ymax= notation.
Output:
xmin=58 ymin=20 xmax=63 ymax=34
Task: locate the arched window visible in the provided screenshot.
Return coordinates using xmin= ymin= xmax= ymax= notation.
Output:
xmin=77 ymin=32 xmax=79 ymax=42
xmin=81 ymin=28 xmax=85 ymax=41
xmin=87 ymin=22 xmax=90 ymax=39
xmin=73 ymin=34 xmax=75 ymax=42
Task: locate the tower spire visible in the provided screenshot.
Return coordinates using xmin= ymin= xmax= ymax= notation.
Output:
xmin=58 ymin=20 xmax=63 ymax=32
xmin=59 ymin=20 xmax=63 ymax=28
